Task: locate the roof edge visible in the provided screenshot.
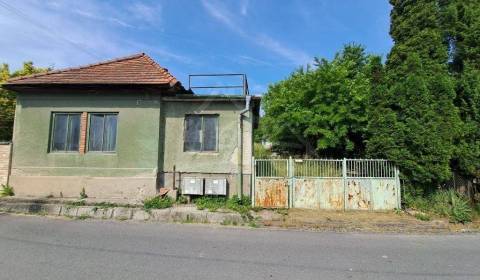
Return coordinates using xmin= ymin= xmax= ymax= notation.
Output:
xmin=6 ymin=53 xmax=147 ymax=84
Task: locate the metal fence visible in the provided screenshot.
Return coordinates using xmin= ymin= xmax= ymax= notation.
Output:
xmin=252 ymin=158 xmax=401 ymax=210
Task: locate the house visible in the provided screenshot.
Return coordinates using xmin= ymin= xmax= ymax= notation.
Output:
xmin=2 ymin=53 xmax=260 ymax=201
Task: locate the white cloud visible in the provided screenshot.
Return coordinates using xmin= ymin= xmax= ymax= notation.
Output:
xmin=0 ymin=0 xmax=186 ymax=71
xmin=127 ymin=2 xmax=162 ymax=25
xmin=200 ymin=0 xmax=311 ymax=66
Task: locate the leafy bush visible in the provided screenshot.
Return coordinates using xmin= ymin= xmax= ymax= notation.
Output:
xmin=143 ymin=196 xmax=173 ymax=210
xmin=194 ymin=195 xmax=254 ymax=221
xmin=404 ymin=189 xmax=473 ymax=223
xmin=0 ymin=184 xmax=14 ymax=197
xmin=254 ymin=143 xmax=272 ymax=158
xmin=194 ymin=197 xmax=226 ymax=211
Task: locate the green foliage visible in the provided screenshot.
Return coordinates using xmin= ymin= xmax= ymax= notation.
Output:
xmin=143 ymin=196 xmax=173 ymax=210
xmin=194 ymin=195 xmax=254 ymax=222
xmin=415 ymin=213 xmax=431 ymax=221
xmin=404 ymin=189 xmax=473 ymax=223
xmin=0 ymin=62 xmax=50 ymax=141
xmin=65 ymin=200 xmax=86 ymax=206
xmin=0 ymin=184 xmax=14 ymax=197
xmin=254 ymin=143 xmax=272 ymax=158
xmin=177 ymin=195 xmax=188 ymax=204
xmin=261 ymin=44 xmax=373 ymax=157
xmin=79 ymin=188 xmax=88 ymax=199
xmin=194 ymin=196 xmax=226 ymax=211
xmin=433 ymin=190 xmax=472 ymax=223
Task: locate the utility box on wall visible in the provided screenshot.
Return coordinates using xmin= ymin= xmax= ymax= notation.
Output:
xmin=204 ymin=178 xmax=227 ymax=195
xmin=181 ymin=177 xmax=203 ymax=195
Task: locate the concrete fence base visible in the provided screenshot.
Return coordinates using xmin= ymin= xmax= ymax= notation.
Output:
xmin=0 ymin=200 xmax=246 ymax=224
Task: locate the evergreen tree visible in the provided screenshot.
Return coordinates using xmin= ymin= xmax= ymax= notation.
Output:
xmin=368 ymin=0 xmax=461 ymax=189
xmin=444 ymin=0 xmax=480 ymax=178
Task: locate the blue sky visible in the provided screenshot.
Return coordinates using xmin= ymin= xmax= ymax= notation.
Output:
xmin=0 ymin=0 xmax=392 ymax=95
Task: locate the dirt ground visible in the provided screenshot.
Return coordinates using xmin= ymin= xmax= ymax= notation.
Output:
xmin=257 ymin=208 xmax=480 ymax=233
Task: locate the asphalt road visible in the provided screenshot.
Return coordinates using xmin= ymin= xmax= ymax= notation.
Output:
xmin=0 ymin=214 xmax=479 ymax=280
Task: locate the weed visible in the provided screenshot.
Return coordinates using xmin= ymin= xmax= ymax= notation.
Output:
xmin=77 ymin=214 xmax=91 ymax=220
xmin=414 ymin=213 xmax=431 ymax=221
xmin=93 ymin=202 xmax=118 ymax=209
xmin=65 ymin=200 xmax=86 ymax=206
xmin=194 ymin=196 xmax=226 ymax=211
xmin=143 ymin=196 xmax=173 ymax=210
xmin=177 ymin=195 xmax=188 ymax=204
xmin=45 ymin=194 xmax=54 ymax=198
xmin=405 ymin=189 xmax=473 ymax=224
xmin=79 ymin=188 xmax=88 ymax=199
xmin=116 ymin=216 xmax=128 ymax=221
xmin=0 ymin=184 xmax=14 ymax=197
xmin=248 ymin=221 xmax=259 ymax=228
xmin=275 ymin=208 xmax=289 ymax=216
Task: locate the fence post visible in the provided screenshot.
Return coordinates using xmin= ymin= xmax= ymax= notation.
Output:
xmin=342 ymin=158 xmax=347 ymax=211
xmin=288 ymin=156 xmax=293 ymax=208
xmin=251 ymin=156 xmax=255 ymax=207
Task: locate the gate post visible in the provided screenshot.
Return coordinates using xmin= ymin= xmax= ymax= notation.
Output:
xmin=395 ymin=166 xmax=401 ymax=209
xmin=342 ymin=158 xmax=347 ymax=211
xmin=251 ymin=156 xmax=255 ymax=207
xmin=288 ymin=156 xmax=293 ymax=208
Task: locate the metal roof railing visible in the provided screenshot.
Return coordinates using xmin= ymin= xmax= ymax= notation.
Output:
xmin=188 ymin=73 xmax=250 ymax=96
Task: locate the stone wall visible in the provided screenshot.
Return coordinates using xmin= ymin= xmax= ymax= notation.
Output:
xmin=0 ymin=143 xmax=11 ymax=186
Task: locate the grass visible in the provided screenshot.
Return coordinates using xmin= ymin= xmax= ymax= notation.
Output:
xmin=143 ymin=196 xmax=173 ymax=210
xmin=0 ymin=184 xmax=14 ymax=197
xmin=65 ymin=200 xmax=86 ymax=206
xmin=414 ymin=213 xmax=431 ymax=221
xmin=194 ymin=195 xmax=255 ymax=223
xmin=404 ymin=189 xmax=474 ymax=223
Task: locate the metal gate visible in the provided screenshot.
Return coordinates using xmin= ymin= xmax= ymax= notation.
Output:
xmin=252 ymin=158 xmax=401 ymax=210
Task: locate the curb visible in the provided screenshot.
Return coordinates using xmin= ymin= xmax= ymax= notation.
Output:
xmin=0 ymin=201 xmax=247 ymax=225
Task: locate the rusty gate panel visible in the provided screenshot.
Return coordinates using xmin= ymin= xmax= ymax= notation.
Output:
xmin=253 ymin=158 xmax=401 ymax=210
xmin=346 ymin=179 xmax=372 ymax=210
xmin=254 ymin=178 xmax=288 ymax=208
xmin=320 ymin=179 xmax=344 ymax=210
xmin=293 ymin=179 xmax=319 ymax=209
xmin=293 ymin=178 xmax=343 ymax=210
xmin=371 ymin=179 xmax=398 ymax=210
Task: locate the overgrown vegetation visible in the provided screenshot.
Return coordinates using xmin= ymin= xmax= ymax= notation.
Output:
xmin=404 ymin=189 xmax=473 ymax=223
xmin=143 ymin=196 xmax=173 ymax=210
xmin=0 ymin=184 xmax=14 ymax=197
xmin=194 ymin=195 xmax=255 ymax=222
xmin=259 ymin=0 xmax=480 ymax=193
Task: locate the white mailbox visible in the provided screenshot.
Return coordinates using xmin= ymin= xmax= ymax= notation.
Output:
xmin=181 ymin=177 xmax=203 ymax=195
xmin=204 ymin=178 xmax=227 ymax=196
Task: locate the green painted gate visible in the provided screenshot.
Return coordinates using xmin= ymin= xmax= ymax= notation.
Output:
xmin=252 ymin=158 xmax=401 ymax=210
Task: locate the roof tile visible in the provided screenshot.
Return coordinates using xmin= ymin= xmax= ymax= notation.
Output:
xmin=5 ymin=53 xmax=182 ymax=88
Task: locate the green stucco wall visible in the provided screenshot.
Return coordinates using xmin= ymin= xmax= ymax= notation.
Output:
xmin=12 ymin=92 xmax=161 ymax=177
xmin=9 ymin=91 xmax=254 ymax=200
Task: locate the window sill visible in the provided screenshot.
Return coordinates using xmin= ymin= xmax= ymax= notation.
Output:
xmin=183 ymin=151 xmax=219 ymax=155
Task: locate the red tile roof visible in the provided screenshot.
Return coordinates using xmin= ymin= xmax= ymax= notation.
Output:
xmin=5 ymin=53 xmax=182 ymax=88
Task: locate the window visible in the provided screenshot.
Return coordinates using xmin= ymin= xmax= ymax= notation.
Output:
xmin=51 ymin=113 xmax=81 ymax=152
xmin=88 ymin=113 xmax=118 ymax=152
xmin=184 ymin=115 xmax=218 ymax=152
